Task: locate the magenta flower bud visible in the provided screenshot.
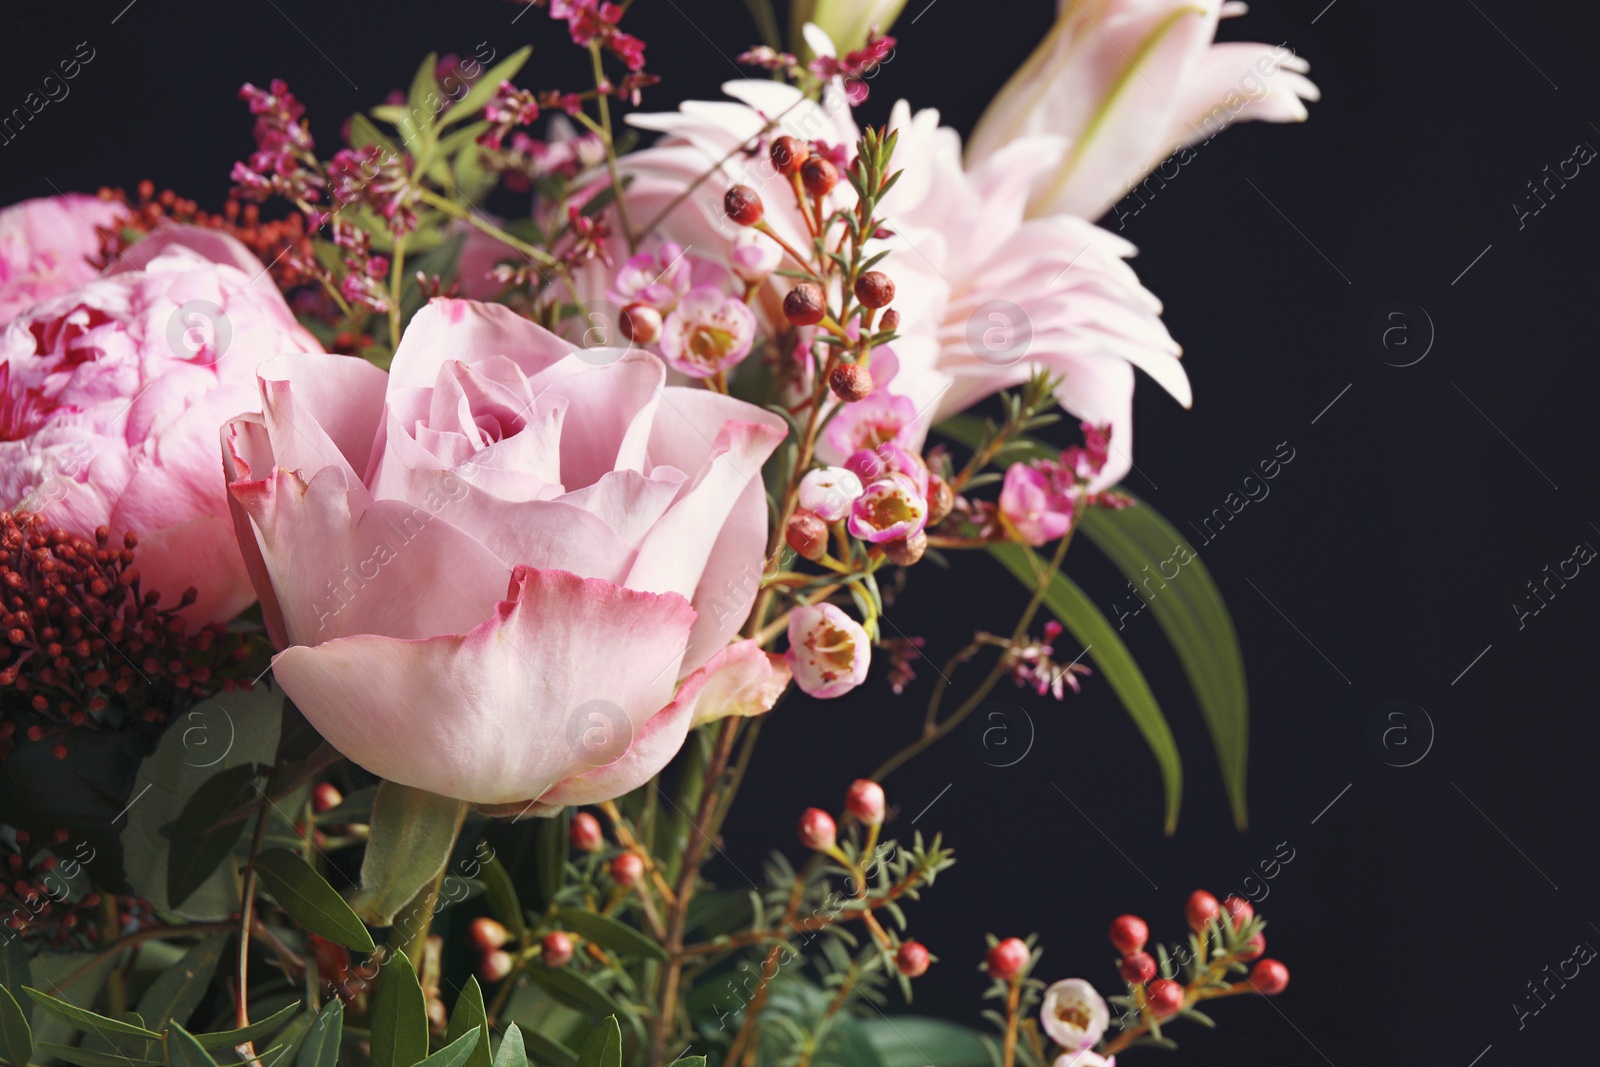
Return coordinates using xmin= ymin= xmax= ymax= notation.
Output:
xmin=847 ymin=473 xmax=928 ymax=544
xmin=798 ymin=807 xmax=837 ymax=851
xmin=845 ymin=445 xmax=929 ymax=497
xmin=786 ymin=603 xmax=870 ymax=698
xmin=798 ymin=466 xmax=864 ymax=523
xmin=844 ymin=778 xmax=885 ymax=826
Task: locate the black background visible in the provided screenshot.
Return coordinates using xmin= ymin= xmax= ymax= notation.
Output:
xmin=3 ymin=1 xmax=1598 ymax=1063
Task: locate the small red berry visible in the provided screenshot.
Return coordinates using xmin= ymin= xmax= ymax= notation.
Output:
xmin=1185 ymin=890 xmax=1221 ymax=930
xmin=770 ymin=135 xmax=809 ymax=176
xmin=1108 ymin=914 xmax=1148 ymax=956
xmin=570 ymin=811 xmax=604 ymax=853
xmin=1249 ymin=958 xmax=1289 ymax=995
xmin=479 ymin=949 xmax=514 ymax=982
xmin=800 ymin=156 xmax=839 ymax=197
xmin=1145 ymin=978 xmax=1184 ymax=1017
xmin=311 ymin=783 xmax=343 ymax=813
xmin=798 ymin=808 xmax=837 ymax=852
xmin=1222 ymin=895 xmax=1254 ymax=930
xmin=1119 ymin=951 xmax=1157 ymax=985
xmin=468 ymin=917 xmax=510 ymax=952
xmin=783 ymin=283 xmax=827 ymax=326
xmin=610 ymin=852 xmax=644 ymax=887
xmin=542 ymin=931 xmax=575 ymax=968
xmin=844 ymin=779 xmax=885 ymax=826
xmin=985 ymin=938 xmax=1029 ymax=981
xmin=724 ymin=184 xmax=764 ymax=226
xmin=896 ymin=940 xmax=930 ymax=977
xmin=1239 ymin=933 xmax=1266 ymax=960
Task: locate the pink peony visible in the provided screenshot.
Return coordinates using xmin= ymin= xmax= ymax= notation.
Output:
xmin=0 ymin=194 xmax=126 ymax=323
xmin=224 ymin=298 xmax=789 ymax=808
xmin=0 ymin=223 xmax=320 ymax=624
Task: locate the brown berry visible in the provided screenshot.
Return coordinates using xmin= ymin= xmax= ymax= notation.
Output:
xmin=854 ymin=271 xmax=894 ymax=309
xmin=800 ymin=156 xmax=838 ymax=197
xmin=884 ymin=531 xmax=926 ymax=567
xmin=724 ymin=184 xmax=764 ymax=226
xmin=786 ymin=511 xmax=829 ymax=562
xmin=783 ymin=283 xmax=826 ymax=326
xmin=829 ymin=362 xmax=873 ymax=402
xmin=770 ymin=135 xmax=809 ymax=175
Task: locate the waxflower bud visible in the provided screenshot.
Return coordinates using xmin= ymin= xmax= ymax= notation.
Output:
xmin=879 ymin=308 xmax=900 ymax=333
xmin=724 ymin=184 xmax=764 ymax=226
xmin=1109 ymin=914 xmax=1148 ymax=955
xmin=1145 ymin=978 xmax=1184 ymax=1017
xmin=786 ymin=603 xmax=870 ymax=698
xmin=798 ymin=807 xmax=837 ymax=851
xmin=1119 ymin=951 xmax=1157 ymax=984
xmin=883 ymin=530 xmax=926 ymax=567
xmin=1249 ymin=958 xmax=1289 ymax=994
xmin=480 ymin=949 xmax=514 ymax=982
xmin=801 ymin=157 xmax=839 ymax=197
xmin=1040 ymin=979 xmax=1108 ymax=1050
xmin=1185 ymin=890 xmax=1221 ymax=930
xmin=469 ymin=917 xmax=510 ymax=952
xmin=311 ymin=782 xmax=343 ymax=813
xmin=854 ymin=271 xmax=894 ymax=309
xmin=786 ymin=511 xmax=829 ymax=561
xmin=541 ymin=931 xmax=575 ymax=967
xmin=848 ymin=473 xmax=928 ymax=544
xmin=845 ymin=445 xmax=929 ymax=496
xmin=620 ymin=303 xmax=662 ymax=345
xmin=895 ymin=940 xmax=930 ymax=977
xmin=829 ymin=362 xmax=874 ymax=402
xmin=1239 ymin=933 xmax=1266 ymax=960
xmin=926 ymin=474 xmax=954 ymax=526
xmin=570 ymin=811 xmax=604 ymax=852
xmin=844 ymin=779 xmax=885 ymax=826
xmin=986 ymin=937 xmax=1030 ymax=981
xmin=798 ymin=467 xmax=864 ymax=523
xmin=1222 ymin=895 xmax=1254 ymax=930
xmin=770 ymin=135 xmax=809 ymax=175
xmin=610 ymin=852 xmax=644 ymax=887
xmin=783 ymin=282 xmax=827 ymax=326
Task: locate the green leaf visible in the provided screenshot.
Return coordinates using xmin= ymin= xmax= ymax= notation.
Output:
xmin=418 ymin=1031 xmax=481 ymax=1067
xmin=23 ymin=988 xmax=161 ymax=1040
xmin=370 ymin=953 xmax=428 ymax=1067
xmin=166 ymin=763 xmax=260 ymax=908
xmin=574 ymin=1017 xmax=620 ymax=1067
xmin=855 ymin=1016 xmax=990 ymax=1067
xmin=35 ymin=1041 xmax=161 ymax=1067
xmin=352 ymin=782 xmax=467 ymax=927
xmin=480 ymin=857 xmax=527 ymax=943
xmin=135 ymin=934 xmax=230 ymax=1031
xmin=296 ymin=1000 xmax=343 ymax=1067
xmin=990 ymin=544 xmax=1184 ymax=832
xmin=254 ymin=848 xmax=375 ymax=951
xmin=0 ymin=943 xmax=29 ymax=1005
xmin=491 ymin=1025 xmax=526 ymax=1067
xmin=664 ymin=1059 xmax=706 ymax=1067
xmin=190 ymin=1002 xmax=301 ymax=1050
xmin=444 ymin=979 xmax=491 ymax=1067
xmin=406 ymin=52 xmax=442 ymax=148
xmin=1080 ymin=500 xmax=1249 ymax=828
xmin=0 ymin=984 xmax=32 ymax=1067
xmin=440 ymin=46 xmax=533 ymax=128
xmin=520 ymin=967 xmax=624 ymax=1020
xmin=166 ymin=1022 xmax=221 ymax=1067
xmin=552 ymin=909 xmax=667 ymax=964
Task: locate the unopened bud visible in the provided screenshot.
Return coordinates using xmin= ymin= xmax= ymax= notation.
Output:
xmin=925 ymin=474 xmax=954 ymax=527
xmin=786 ymin=511 xmax=829 ymax=561
xmin=569 ymin=811 xmax=604 ymax=852
xmin=311 ymin=782 xmax=343 ymax=813
xmin=724 ymin=184 xmax=764 ymax=226
xmin=620 ymin=303 xmax=662 ymax=345
xmin=895 ymin=940 xmax=931 ymax=977
xmin=783 ymin=283 xmax=826 ymax=326
xmin=610 ymin=852 xmax=644 ymax=887
xmin=479 ymin=949 xmax=514 ymax=982
xmin=468 ymin=917 xmax=510 ymax=952
xmin=854 ymin=271 xmax=894 ymax=309
xmin=541 ymin=931 xmax=575 ymax=967
xmin=844 ymin=779 xmax=885 ymax=826
xmin=770 ymin=135 xmax=809 ymax=176
xmin=797 ymin=807 xmax=837 ymax=851
xmin=829 ymin=362 xmax=873 ymax=402
xmin=986 ymin=938 xmax=1030 ymax=981
xmin=879 ymin=308 xmax=900 ymax=333
xmin=801 ymin=157 xmax=839 ymax=197
xmin=883 ymin=531 xmax=926 ymax=567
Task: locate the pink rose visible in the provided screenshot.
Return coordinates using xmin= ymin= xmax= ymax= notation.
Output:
xmin=0 ymin=194 xmax=126 ymax=323
xmin=225 ymin=298 xmax=789 ymax=808
xmin=0 ymin=224 xmax=321 ymax=624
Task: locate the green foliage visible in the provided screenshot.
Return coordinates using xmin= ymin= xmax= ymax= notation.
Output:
xmin=297 ymin=1000 xmax=344 ymax=1067
xmin=552 ymin=909 xmax=668 ymax=965
xmin=371 ymin=954 xmax=429 ymax=1067
xmin=164 ymin=1022 xmax=220 ymax=1067
xmin=352 ymin=782 xmax=467 ymax=926
xmin=574 ymin=1017 xmax=621 ymax=1067
xmin=253 ymin=848 xmax=376 ymax=951
xmin=134 ymin=934 xmax=229 ymax=1031
xmin=0 ymin=984 xmax=32 ymax=1067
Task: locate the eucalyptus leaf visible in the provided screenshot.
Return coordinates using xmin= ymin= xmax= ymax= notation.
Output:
xmin=418 ymin=1031 xmax=481 ymax=1067
xmin=370 ymin=954 xmax=428 ymax=1067
xmin=296 ymin=1000 xmax=343 ymax=1067
xmin=35 ymin=1041 xmax=162 ymax=1067
xmin=134 ymin=934 xmax=229 ymax=1031
xmin=166 ymin=764 xmax=260 ymax=909
xmin=444 ymin=979 xmax=492 ymax=1067
xmin=167 ymin=1022 xmax=221 ymax=1067
xmin=0 ymin=984 xmax=32 ymax=1067
xmin=991 ymin=544 xmax=1184 ymax=832
xmin=480 ymin=857 xmax=527 ymax=942
xmin=573 ymin=1017 xmax=620 ymax=1067
xmin=189 ymin=1001 xmax=300 ymax=1050
xmin=254 ymin=848 xmax=375 ymax=951
xmin=491 ymin=1025 xmax=526 ymax=1067
xmin=352 ymin=783 xmax=467 ymax=927
xmin=22 ymin=988 xmax=161 ymax=1040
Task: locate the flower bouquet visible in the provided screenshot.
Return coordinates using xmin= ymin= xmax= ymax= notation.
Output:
xmin=0 ymin=2 xmax=1319 ymax=1066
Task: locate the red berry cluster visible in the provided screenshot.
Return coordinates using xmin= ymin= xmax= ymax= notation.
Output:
xmin=0 ymin=514 xmax=261 ymax=761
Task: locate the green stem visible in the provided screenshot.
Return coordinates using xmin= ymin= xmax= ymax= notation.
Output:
xmin=589 ymin=43 xmax=636 ymax=253
xmin=414 ymin=187 xmax=558 ymax=265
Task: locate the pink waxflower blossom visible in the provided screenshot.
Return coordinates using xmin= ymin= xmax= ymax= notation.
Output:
xmin=480 ymin=82 xmax=541 ymax=151
xmin=844 ymin=443 xmax=928 ymax=497
xmin=809 ymin=30 xmax=897 ymax=104
xmin=823 ymin=388 xmax=919 ymax=459
xmin=611 ymin=240 xmax=692 ymax=312
xmin=728 ymin=229 xmax=782 ymax=283
xmin=1 ymin=225 xmax=322 ymax=624
xmin=0 ymin=194 xmax=127 ymax=323
xmin=1040 ymin=979 xmax=1110 ymax=1051
xmin=224 ymin=298 xmax=787 ymax=807
xmin=967 ymin=0 xmax=1318 ymax=220
xmin=999 ymin=461 xmax=1076 ymax=546
xmin=658 ymin=285 xmax=756 ymax=378
xmin=786 ymin=602 xmax=870 ymax=698
xmin=797 ymin=466 xmax=863 ymax=523
xmin=848 ymin=472 xmax=927 ymax=543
